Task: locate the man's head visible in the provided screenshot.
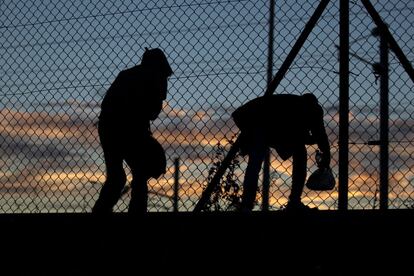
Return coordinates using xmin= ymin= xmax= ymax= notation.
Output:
xmin=301 ymin=93 xmax=323 ymax=125
xmin=302 ymin=93 xmax=321 ymax=112
xmin=301 ymin=93 xmax=319 ymax=106
xmin=141 ymin=48 xmax=173 ymax=77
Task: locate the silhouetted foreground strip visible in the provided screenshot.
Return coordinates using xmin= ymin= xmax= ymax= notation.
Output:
xmin=1 ymin=210 xmax=412 ymax=275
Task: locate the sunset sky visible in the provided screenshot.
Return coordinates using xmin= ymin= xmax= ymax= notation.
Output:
xmin=1 ymin=0 xmax=413 ymax=212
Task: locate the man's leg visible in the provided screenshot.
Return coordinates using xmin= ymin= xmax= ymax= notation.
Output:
xmin=288 ymin=144 xmax=307 ymax=205
xmin=240 ymin=141 xmax=267 ymax=211
xmin=93 ymin=124 xmax=127 ymax=214
xmin=92 ymin=155 xmax=126 ymax=214
xmin=125 ymin=140 xmax=151 ymax=214
xmin=128 ymin=170 xmax=149 ymax=214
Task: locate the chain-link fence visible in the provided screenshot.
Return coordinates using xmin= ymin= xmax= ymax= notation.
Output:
xmin=1 ymin=0 xmax=413 ymax=213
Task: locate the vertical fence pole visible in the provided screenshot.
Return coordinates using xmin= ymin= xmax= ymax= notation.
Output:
xmin=173 ymin=157 xmax=180 ymax=213
xmin=379 ymin=32 xmax=389 ymax=210
xmin=338 ymin=0 xmax=349 ymax=210
xmin=262 ymin=0 xmax=275 ymax=212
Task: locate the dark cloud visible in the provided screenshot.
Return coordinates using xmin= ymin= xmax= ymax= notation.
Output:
xmin=0 ymin=132 xmax=77 ymax=159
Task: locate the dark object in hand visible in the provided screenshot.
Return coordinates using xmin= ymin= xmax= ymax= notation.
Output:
xmin=306 ymin=150 xmax=335 ymax=191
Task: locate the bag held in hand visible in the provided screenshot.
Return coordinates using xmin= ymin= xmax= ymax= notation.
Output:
xmin=306 ymin=150 xmax=335 ymax=191
xmin=306 ymin=167 xmax=335 ymax=191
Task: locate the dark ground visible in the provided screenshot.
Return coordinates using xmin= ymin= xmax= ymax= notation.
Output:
xmin=0 ymin=210 xmax=413 ymax=275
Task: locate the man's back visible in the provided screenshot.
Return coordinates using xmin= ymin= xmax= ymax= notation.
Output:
xmin=99 ymin=65 xmax=167 ymax=127
xmin=232 ymin=93 xmax=327 ymax=159
xmin=232 ymin=94 xmax=310 ymax=135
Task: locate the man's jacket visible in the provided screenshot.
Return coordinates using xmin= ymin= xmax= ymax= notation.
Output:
xmin=232 ymin=94 xmax=330 ymax=165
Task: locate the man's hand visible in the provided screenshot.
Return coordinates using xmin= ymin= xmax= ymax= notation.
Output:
xmin=317 ymin=150 xmax=331 ymax=169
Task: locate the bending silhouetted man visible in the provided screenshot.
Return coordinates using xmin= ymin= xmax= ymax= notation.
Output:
xmin=232 ymin=93 xmax=331 ymax=212
xmin=93 ymin=48 xmax=173 ymax=214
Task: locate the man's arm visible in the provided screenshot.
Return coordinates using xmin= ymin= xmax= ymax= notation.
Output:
xmin=145 ymin=76 xmax=168 ymax=121
xmin=310 ymin=105 xmax=331 ymax=168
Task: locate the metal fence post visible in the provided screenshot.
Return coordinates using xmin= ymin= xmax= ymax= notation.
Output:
xmin=379 ymin=31 xmax=389 ymax=210
xmin=262 ymin=0 xmax=275 ymax=212
xmin=338 ymin=0 xmax=349 ymax=210
xmin=173 ymin=157 xmax=180 ymax=213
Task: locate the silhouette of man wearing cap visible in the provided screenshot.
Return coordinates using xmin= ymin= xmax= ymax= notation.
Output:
xmin=232 ymin=93 xmax=331 ymax=212
xmin=93 ymin=48 xmax=173 ymax=214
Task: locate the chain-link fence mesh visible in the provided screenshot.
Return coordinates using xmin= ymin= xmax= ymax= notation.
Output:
xmin=1 ymin=0 xmax=413 ymax=213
